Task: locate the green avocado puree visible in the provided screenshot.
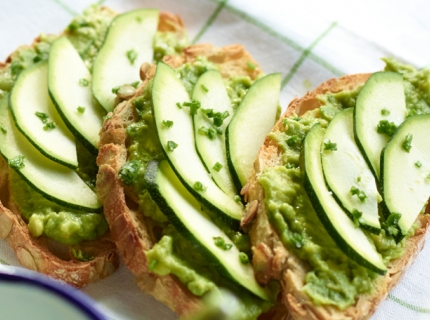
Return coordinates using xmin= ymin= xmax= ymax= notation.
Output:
xmin=262 ymin=60 xmax=427 ymax=309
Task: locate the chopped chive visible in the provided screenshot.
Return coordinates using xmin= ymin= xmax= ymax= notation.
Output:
xmin=213 ymin=237 xmax=232 ymax=250
xmin=382 ymin=212 xmax=402 ymax=236
xmin=162 ymin=120 xmax=174 ymax=128
xmin=43 ymin=122 xmax=56 ymax=131
xmin=356 ymin=176 xmax=361 ymax=182
xmin=149 ymin=260 xmax=157 ymax=271
xmin=35 ymin=112 xmax=49 ymax=124
xmin=79 ymin=78 xmax=89 ymax=86
xmin=285 ymin=163 xmax=297 ymax=169
xmin=415 ymin=161 xmax=422 ymax=168
xmin=193 ymin=181 xmax=207 ymax=192
xmin=182 ymin=99 xmax=201 ymax=115
xmin=213 ymin=162 xmax=223 ymax=172
xmin=0 ymin=125 xmax=6 ymax=134
xmin=233 ymin=195 xmax=241 ymax=202
xmin=239 ymin=252 xmax=249 ymax=264
xmin=8 ymin=155 xmax=25 ymax=169
xmin=130 ymin=81 xmax=140 ymax=88
xmin=201 ymin=84 xmax=209 ymax=92
xmin=381 ymin=109 xmax=390 ymax=116
xmin=282 ymin=119 xmax=288 ymax=127
xmin=402 ymin=134 xmax=413 ymax=152
xmin=350 ymin=186 xmax=367 ymax=202
xmin=167 ymin=141 xmax=178 ymax=151
xmin=112 ymin=86 xmax=120 ymax=94
xmin=247 ymin=61 xmax=257 ymax=70
xmin=77 ymin=106 xmax=86 ymax=113
xmin=176 ymin=102 xmax=182 ymax=109
xmin=198 ymin=126 xmax=216 ymax=140
xmin=224 ymin=243 xmax=233 ymax=250
xmin=323 ymin=140 xmax=337 ymax=151
xmin=377 ymin=120 xmax=397 ymax=137
xmin=126 ymin=49 xmax=138 ymax=65
xmin=351 ymin=209 xmax=363 ymax=228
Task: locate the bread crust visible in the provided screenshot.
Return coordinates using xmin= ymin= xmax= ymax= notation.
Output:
xmin=96 ymin=43 xmax=263 ymax=316
xmin=243 ymin=73 xmax=430 ymax=320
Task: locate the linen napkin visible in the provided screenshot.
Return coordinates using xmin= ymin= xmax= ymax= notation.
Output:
xmin=0 ymin=0 xmax=429 ymax=319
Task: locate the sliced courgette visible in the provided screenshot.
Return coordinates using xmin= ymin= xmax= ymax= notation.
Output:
xmin=92 ymin=9 xmax=159 ymax=112
xmin=9 ymin=61 xmax=78 ymax=169
xmin=152 ymin=62 xmax=244 ymax=228
xmin=354 ymin=72 xmax=406 ymax=180
xmin=380 ymin=114 xmax=430 ymax=237
xmin=192 ymin=70 xmax=236 ymax=196
xmin=0 ymin=95 xmax=102 ymax=212
xmin=48 ymin=36 xmax=105 ymax=155
xmin=226 ymin=73 xmax=281 ymax=193
xmin=322 ymin=108 xmax=381 ymax=233
xmin=145 ymin=159 xmax=272 ymax=302
xmin=303 ymin=123 xmax=386 ymax=274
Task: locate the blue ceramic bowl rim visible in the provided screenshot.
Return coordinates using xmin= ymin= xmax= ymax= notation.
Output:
xmin=0 ymin=265 xmax=107 ymax=320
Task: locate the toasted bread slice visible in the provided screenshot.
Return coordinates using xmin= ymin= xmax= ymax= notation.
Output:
xmin=0 ymin=8 xmax=186 ymax=288
xmin=96 ymin=43 xmax=263 ymax=316
xmin=243 ymin=74 xmax=430 ymax=319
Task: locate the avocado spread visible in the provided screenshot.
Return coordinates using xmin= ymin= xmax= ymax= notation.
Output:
xmin=261 ymin=58 xmax=426 ymax=309
xmin=0 ymin=5 xmax=190 ymax=246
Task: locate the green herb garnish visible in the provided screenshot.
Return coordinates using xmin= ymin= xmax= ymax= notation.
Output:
xmin=213 ymin=237 xmax=232 ymax=250
xmin=201 ymin=108 xmax=230 ymax=127
xmin=130 ymin=81 xmax=140 ymax=88
xmin=246 ymin=61 xmax=256 ymax=70
xmin=43 ymin=122 xmax=56 ymax=131
xmin=233 ymin=195 xmax=241 ymax=202
xmin=176 ymin=102 xmax=182 ymax=109
xmin=35 ymin=112 xmax=49 ymax=124
xmin=126 ymin=49 xmax=138 ymax=64
xmin=377 ymin=120 xmax=397 ymax=137
xmin=350 ymin=186 xmax=367 ymax=202
xmin=118 ymin=160 xmax=143 ymax=186
xmin=0 ymin=125 xmax=6 ymax=134
xmin=415 ymin=161 xmax=422 ymax=168
xmin=8 ymin=155 xmax=25 ymax=169
xmin=287 ymin=135 xmax=302 ymax=147
xmin=79 ymin=78 xmax=89 ymax=87
xmin=193 ymin=181 xmax=207 ymax=192
xmin=382 ymin=212 xmax=402 ymax=236
xmin=182 ymin=99 xmax=201 ymax=115
xmin=323 ymin=140 xmax=337 ymax=151
xmin=402 ymin=134 xmax=413 ymax=152
xmin=213 ymin=162 xmax=223 ymax=172
xmin=351 ymin=209 xmax=363 ymax=228
xmin=167 ymin=141 xmax=178 ymax=151
xmin=239 ymin=252 xmax=249 ymax=264
xmin=356 ymin=176 xmax=361 ymax=182
xmin=201 ymin=84 xmax=209 ymax=92
xmin=198 ymin=126 xmax=216 ymax=140
xmin=381 ymin=109 xmax=390 ymax=116
xmin=149 ymin=260 xmax=158 ymax=271
xmin=112 ymin=86 xmax=120 ymax=94
xmin=162 ymin=120 xmax=174 ymax=128
xmin=285 ymin=163 xmax=297 ymax=169
xmin=77 ymin=106 xmax=86 ymax=114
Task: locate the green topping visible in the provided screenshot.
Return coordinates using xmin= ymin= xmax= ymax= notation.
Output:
xmin=0 ymin=125 xmax=6 ymax=134
xmin=213 ymin=236 xmax=233 ymax=250
xmin=198 ymin=126 xmax=217 ymax=140
xmin=377 ymin=120 xmax=397 ymax=137
xmin=167 ymin=140 xmax=178 ymax=151
xmin=201 ymin=108 xmax=230 ymax=127
xmin=126 ymin=49 xmax=138 ymax=65
xmin=246 ymin=62 xmax=257 ymax=70
xmin=285 ymin=163 xmax=297 ymax=169
xmin=112 ymin=86 xmax=120 ymax=94
xmin=71 ymin=248 xmax=94 ymax=262
xmin=351 ymin=209 xmax=363 ymax=228
xmin=323 ymin=140 xmax=337 ymax=151
xmin=182 ymin=99 xmax=201 ymax=115
xmin=149 ymin=260 xmax=158 ymax=271
xmin=402 ymin=133 xmax=413 ymax=152
xmin=35 ymin=111 xmax=49 ymax=124
xmin=79 ymin=78 xmax=89 ymax=86
xmin=193 ymin=181 xmax=207 ymax=192
xmin=176 ymin=102 xmax=182 ymax=109
xmin=415 ymin=161 xmax=422 ymax=168
xmin=118 ymin=160 xmax=143 ymax=186
xmin=213 ymin=162 xmax=223 ymax=172
xmin=9 ymin=155 xmax=25 ymax=169
xmin=162 ymin=120 xmax=174 ymax=128
xmin=201 ymin=84 xmax=209 ymax=92
xmin=43 ymin=122 xmax=56 ymax=131
xmin=382 ymin=212 xmax=402 ymax=236
xmin=286 ymin=135 xmax=303 ymax=147
xmin=77 ymin=106 xmax=86 ymax=113
xmin=350 ymin=186 xmax=367 ymax=202
xmin=130 ymin=81 xmax=140 ymax=88
xmin=239 ymin=252 xmax=249 ymax=264
xmin=356 ymin=176 xmax=361 ymax=182
xmin=233 ymin=195 xmax=241 ymax=202
xmin=381 ymin=109 xmax=390 ymax=116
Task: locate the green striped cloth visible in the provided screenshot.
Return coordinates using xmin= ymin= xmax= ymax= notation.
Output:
xmin=0 ymin=0 xmax=429 ymax=319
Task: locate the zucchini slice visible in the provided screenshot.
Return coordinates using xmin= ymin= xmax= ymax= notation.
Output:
xmin=0 ymin=95 xmax=102 ymax=212
xmin=92 ymin=9 xmax=159 ymax=112
xmin=48 ymin=36 xmax=105 ymax=155
xmin=322 ymin=108 xmax=381 ymax=233
xmin=303 ymin=124 xmax=386 ymax=274
xmin=381 ymin=114 xmax=430 ymax=237
xmin=145 ymin=159 xmax=272 ymax=302
xmin=152 ymin=62 xmax=244 ymax=227
xmin=354 ymin=72 xmax=406 ymax=180
xmin=192 ymin=70 xmax=236 ymax=196
xmin=9 ymin=61 xmax=78 ymax=169
xmin=226 ymin=73 xmax=281 ymax=193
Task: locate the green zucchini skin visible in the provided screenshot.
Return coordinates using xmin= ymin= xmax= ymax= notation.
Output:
xmin=144 ymin=159 xmax=272 ymax=302
xmin=303 ymin=124 xmax=386 ymax=275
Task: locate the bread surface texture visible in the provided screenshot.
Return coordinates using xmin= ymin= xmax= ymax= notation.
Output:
xmin=243 ymin=73 xmax=430 ymax=320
